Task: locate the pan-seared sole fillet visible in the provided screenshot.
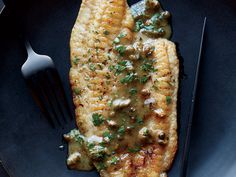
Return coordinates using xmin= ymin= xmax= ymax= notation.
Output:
xmin=69 ymin=0 xmax=179 ymax=176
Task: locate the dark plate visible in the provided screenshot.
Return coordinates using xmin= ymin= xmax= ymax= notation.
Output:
xmin=0 ymin=0 xmax=236 ymax=177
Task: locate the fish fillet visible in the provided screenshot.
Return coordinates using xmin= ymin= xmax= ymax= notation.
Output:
xmin=69 ymin=0 xmax=179 ymax=176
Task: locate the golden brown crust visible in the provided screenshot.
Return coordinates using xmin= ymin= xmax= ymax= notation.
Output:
xmin=69 ymin=0 xmax=178 ymax=176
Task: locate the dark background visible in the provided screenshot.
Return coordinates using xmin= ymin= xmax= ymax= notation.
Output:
xmin=0 ymin=0 xmax=236 ymax=177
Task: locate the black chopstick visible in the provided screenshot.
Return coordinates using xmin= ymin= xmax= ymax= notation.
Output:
xmin=180 ymin=17 xmax=207 ymax=177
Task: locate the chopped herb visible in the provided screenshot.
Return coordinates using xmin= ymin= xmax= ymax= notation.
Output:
xmin=89 ymin=64 xmax=96 ymax=71
xmin=74 ymin=134 xmax=84 ymax=144
xmin=87 ymin=143 xmax=95 ymax=150
xmin=166 ymin=96 xmax=172 ymax=105
xmin=110 ymin=156 xmax=119 ymax=165
xmin=150 ymin=13 xmax=161 ymax=24
xmin=97 ymin=162 xmax=107 ymax=171
xmin=92 ymin=113 xmax=105 ymax=126
xmin=114 ymin=60 xmax=133 ymax=75
xmin=136 ymin=117 xmax=144 ymax=124
xmin=139 ymin=76 xmax=149 ymax=83
xmin=94 ymin=30 xmax=99 ymax=34
xmin=134 ymin=19 xmax=144 ymax=32
xmin=73 ymin=88 xmax=81 ymax=95
xmin=105 ymin=73 xmax=111 ymax=79
xmin=128 ymin=146 xmax=141 ymax=153
xmin=95 ymin=39 xmax=101 ymax=43
xmin=120 ymin=73 xmax=136 ymax=84
xmin=103 ymin=131 xmax=113 ymax=140
xmin=113 ymin=32 xmax=126 ymax=44
xmin=98 ymin=96 xmax=103 ymax=101
xmin=89 ymin=145 xmax=106 ymax=160
xmin=99 ymin=142 xmax=106 ymax=147
xmin=107 ymin=100 xmax=113 ymax=107
xmin=144 ymin=25 xmax=155 ymax=31
xmin=118 ymin=32 xmax=126 ymax=38
xmin=73 ymin=57 xmax=79 ymax=65
xmin=107 ymin=54 xmax=112 ymax=60
xmin=115 ymin=45 xmax=126 ymax=56
xmin=113 ymin=37 xmax=120 ymax=44
xmin=141 ymin=61 xmax=156 ymax=72
xmin=97 ymin=64 xmax=103 ymax=70
xmin=114 ymin=63 xmax=126 ymax=75
xmin=103 ymin=30 xmax=110 ymax=35
xmin=108 ymin=65 xmax=115 ymax=71
xmin=118 ymin=125 xmax=125 ymax=135
xmin=143 ymin=128 xmax=149 ymax=136
xmin=129 ymin=88 xmax=137 ymax=95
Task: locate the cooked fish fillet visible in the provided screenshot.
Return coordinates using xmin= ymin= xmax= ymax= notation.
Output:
xmin=69 ymin=0 xmax=179 ymax=176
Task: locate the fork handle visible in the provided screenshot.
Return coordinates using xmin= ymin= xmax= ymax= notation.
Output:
xmin=25 ymin=40 xmax=34 ymax=56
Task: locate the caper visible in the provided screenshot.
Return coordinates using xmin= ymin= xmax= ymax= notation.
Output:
xmin=158 ymin=131 xmax=166 ymax=140
xmin=125 ymin=45 xmax=135 ymax=55
xmin=162 ymin=11 xmax=171 ymax=19
xmin=145 ymin=0 xmax=160 ymax=10
xmin=130 ymin=107 xmax=136 ymax=112
xmin=141 ymin=89 xmax=151 ymax=96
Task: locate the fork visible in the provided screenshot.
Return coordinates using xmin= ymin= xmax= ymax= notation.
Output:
xmin=21 ymin=40 xmax=72 ymax=127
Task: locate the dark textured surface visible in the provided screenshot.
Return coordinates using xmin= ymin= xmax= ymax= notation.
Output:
xmin=0 ymin=0 xmax=235 ymax=177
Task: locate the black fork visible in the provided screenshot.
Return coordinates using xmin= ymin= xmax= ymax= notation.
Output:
xmin=21 ymin=41 xmax=72 ymax=127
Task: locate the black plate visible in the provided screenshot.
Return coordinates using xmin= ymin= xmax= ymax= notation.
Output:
xmin=0 ymin=0 xmax=236 ymax=177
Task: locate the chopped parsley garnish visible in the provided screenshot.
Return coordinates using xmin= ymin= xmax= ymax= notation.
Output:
xmin=92 ymin=113 xmax=105 ymax=126
xmin=97 ymin=64 xmax=103 ymax=70
xmin=139 ymin=76 xmax=149 ymax=83
xmin=120 ymin=73 xmax=136 ymax=84
xmin=89 ymin=64 xmax=96 ymax=71
xmin=97 ymin=162 xmax=107 ymax=171
xmin=74 ymin=134 xmax=84 ymax=144
xmin=141 ymin=61 xmax=156 ymax=72
xmin=144 ymin=25 xmax=155 ymax=31
xmin=118 ymin=125 xmax=125 ymax=135
xmin=150 ymin=13 xmax=161 ymax=24
xmin=129 ymin=88 xmax=137 ymax=95
xmin=89 ymin=145 xmax=106 ymax=160
xmin=98 ymin=96 xmax=103 ymax=101
xmin=166 ymin=96 xmax=172 ymax=105
xmin=136 ymin=117 xmax=144 ymax=124
xmin=73 ymin=88 xmax=81 ymax=95
xmin=110 ymin=156 xmax=119 ymax=165
xmin=87 ymin=143 xmax=95 ymax=150
xmin=114 ymin=60 xmax=132 ymax=75
xmin=113 ymin=32 xmax=126 ymax=44
xmin=107 ymin=100 xmax=113 ymax=107
xmin=114 ymin=63 xmax=126 ymax=75
xmin=143 ymin=128 xmax=149 ymax=136
xmin=113 ymin=37 xmax=120 ymax=44
xmin=103 ymin=131 xmax=113 ymax=140
xmin=73 ymin=57 xmax=79 ymax=65
xmin=105 ymin=73 xmax=111 ymax=79
xmin=128 ymin=146 xmax=141 ymax=153
xmin=118 ymin=32 xmax=126 ymax=38
xmin=115 ymin=45 xmax=126 ymax=56
xmin=103 ymin=30 xmax=110 ymax=35
xmin=134 ymin=19 xmax=144 ymax=32
xmin=108 ymin=65 xmax=115 ymax=71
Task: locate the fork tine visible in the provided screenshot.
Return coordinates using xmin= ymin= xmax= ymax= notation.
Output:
xmin=36 ymin=71 xmax=64 ymax=126
xmin=42 ymin=69 xmax=68 ymax=124
xmin=49 ymin=68 xmax=73 ymax=120
xmin=33 ymin=75 xmax=63 ymax=126
xmin=24 ymin=77 xmax=56 ymax=128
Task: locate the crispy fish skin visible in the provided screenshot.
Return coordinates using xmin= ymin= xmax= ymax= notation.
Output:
xmin=69 ymin=0 xmax=178 ymax=176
